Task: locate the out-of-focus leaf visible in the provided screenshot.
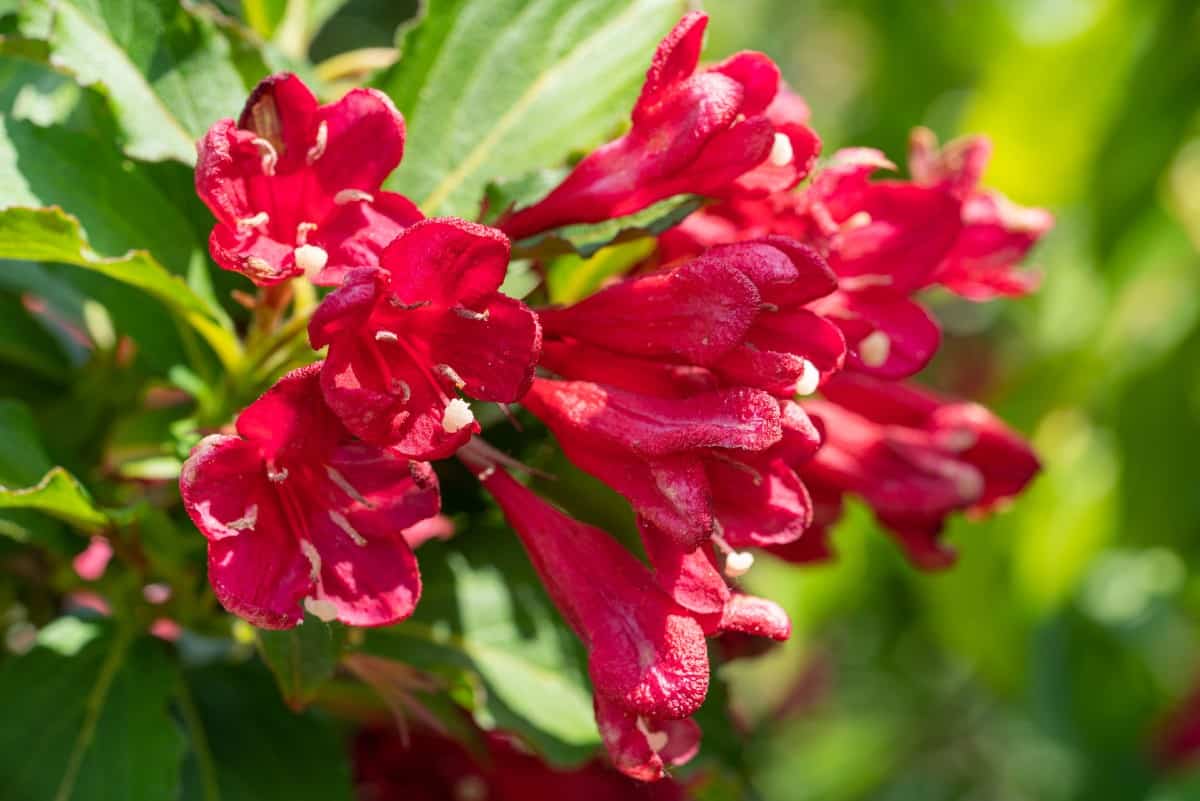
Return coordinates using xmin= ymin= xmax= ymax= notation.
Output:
xmin=0 ymin=618 xmax=185 ymax=801
xmin=18 ymin=0 xmax=250 ymax=163
xmin=0 ymin=466 xmax=108 ymax=532
xmin=377 ymin=0 xmax=687 ymax=217
xmin=258 ymin=614 xmax=348 ymax=710
xmin=514 ymin=193 xmax=703 ymax=261
xmin=178 ymin=662 xmax=355 ymax=801
xmin=545 ymin=237 xmax=656 ymax=304
xmin=0 ymin=207 xmax=241 ymax=369
xmin=366 ymin=532 xmax=599 ymax=765
xmin=0 ymin=294 xmax=68 ymax=380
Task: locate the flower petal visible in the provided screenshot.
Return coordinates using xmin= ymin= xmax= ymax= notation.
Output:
xmin=430 ymin=294 xmax=541 ymax=402
xmin=380 ymin=218 xmax=510 ymax=308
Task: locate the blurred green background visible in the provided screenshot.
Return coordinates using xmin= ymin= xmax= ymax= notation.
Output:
xmin=697 ymin=1 xmax=1200 ymax=799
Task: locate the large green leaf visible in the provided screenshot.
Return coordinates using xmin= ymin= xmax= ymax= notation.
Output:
xmin=378 ymin=0 xmax=687 ymax=217
xmin=0 ymin=467 xmax=109 ymax=532
xmin=0 ymin=618 xmax=185 ymax=801
xmin=365 ymin=529 xmax=600 ymax=765
xmin=257 ymin=614 xmax=348 ymax=710
xmin=0 ymin=400 xmax=78 ymax=548
xmin=18 ymin=0 xmax=252 ymax=163
xmin=178 ymin=662 xmax=355 ymax=801
xmin=0 ymin=207 xmax=242 ymax=369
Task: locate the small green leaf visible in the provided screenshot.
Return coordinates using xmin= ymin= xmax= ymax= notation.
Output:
xmin=0 ymin=619 xmax=186 ymax=801
xmin=378 ymin=0 xmax=687 ymax=217
xmin=0 ymin=206 xmax=242 ymax=369
xmin=258 ymin=614 xmax=348 ymax=710
xmin=18 ymin=0 xmax=252 ymax=163
xmin=546 ymin=238 xmax=657 ymax=304
xmin=513 ymin=193 xmax=704 ymax=260
xmin=0 ymin=466 xmax=108 ymax=532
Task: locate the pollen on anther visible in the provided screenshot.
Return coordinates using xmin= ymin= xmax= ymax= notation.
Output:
xmin=857 ymin=331 xmax=891 ymax=368
xmin=768 ymin=132 xmax=794 ymax=167
xmin=793 ymin=359 xmax=820 ymax=397
xmin=724 ymin=551 xmax=755 ymax=577
xmin=294 ymin=244 xmax=328 ymax=278
xmin=251 ymin=137 xmax=278 ymax=175
xmin=435 ymin=363 xmax=466 ymax=389
xmin=442 ymin=398 xmax=475 ymax=434
xmin=237 ymin=211 xmax=269 ymax=230
xmin=374 ymin=330 xmax=399 ymax=343
xmin=306 ymin=121 xmax=328 ymax=164
xmin=334 ymin=188 xmax=374 ymax=205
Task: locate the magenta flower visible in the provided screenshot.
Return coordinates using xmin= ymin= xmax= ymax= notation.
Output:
xmin=179 ymin=365 xmax=440 ymax=628
xmin=797 ymin=373 xmax=1040 ymax=567
xmin=477 ymin=467 xmax=709 ymax=782
xmin=309 ymin=218 xmax=541 ymax=459
xmin=499 ymin=12 xmax=819 ymax=240
xmin=196 ymin=73 xmax=421 ymax=287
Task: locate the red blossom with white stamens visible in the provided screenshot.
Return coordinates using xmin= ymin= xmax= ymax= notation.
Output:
xmin=309 ymin=217 xmax=541 ymax=459
xmin=179 ymin=365 xmax=439 ymax=628
xmin=196 ymin=73 xmax=421 ymax=287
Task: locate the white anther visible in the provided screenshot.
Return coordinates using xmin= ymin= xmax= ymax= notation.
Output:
xmin=442 ymin=398 xmax=475 ymax=434
xmin=793 ymin=359 xmax=820 ymax=397
xmin=724 ymin=550 xmax=755 ymax=577
xmin=225 ymin=504 xmax=258 ymax=532
xmin=251 ymin=137 xmax=278 ymax=175
xmin=435 ymin=363 xmax=467 ymax=389
xmin=453 ymin=306 xmax=490 ymax=322
xmin=296 ymin=221 xmax=317 ymax=246
xmin=768 ymin=132 xmax=794 ymax=167
xmin=304 ymin=596 xmax=339 ymax=622
xmin=237 ymin=211 xmax=269 ymax=230
xmin=374 ymin=330 xmax=399 ymax=342
xmin=306 ymin=121 xmax=328 ymax=164
xmin=328 ymin=510 xmax=368 ymax=546
xmin=245 ymin=256 xmax=274 ymax=278
xmin=857 ymin=331 xmax=891 ymax=368
xmin=476 ymin=466 xmax=496 ymax=481
xmin=299 ymin=539 xmax=321 ymax=581
xmin=391 ymin=379 xmax=412 ymax=402
xmin=939 ymin=429 xmax=978 ymax=452
xmin=334 ymin=188 xmax=374 ymax=205
xmin=267 ymin=466 xmax=289 ymax=483
xmin=293 ymin=244 xmax=328 ymax=279
xmin=842 ymin=211 xmax=873 ymax=231
xmin=325 ymin=465 xmax=374 ymax=508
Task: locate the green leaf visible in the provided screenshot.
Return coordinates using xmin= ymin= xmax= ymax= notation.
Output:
xmin=378 ymin=0 xmax=687 ymax=217
xmin=366 ymin=531 xmax=600 ymax=765
xmin=0 ymin=207 xmax=242 ymax=369
xmin=545 ymin=238 xmax=656 ymax=304
xmin=513 ymin=193 xmax=704 ymax=260
xmin=18 ymin=0 xmax=252 ymax=163
xmin=179 ymin=662 xmax=355 ymax=801
xmin=0 ymin=466 xmax=108 ymax=532
xmin=258 ymin=614 xmax=348 ymax=710
xmin=0 ymin=619 xmax=185 ymax=801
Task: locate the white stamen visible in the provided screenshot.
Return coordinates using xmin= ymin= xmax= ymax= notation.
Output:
xmin=328 ymin=510 xmax=368 ymax=546
xmin=293 ymin=244 xmax=328 ymax=279
xmin=453 ymin=306 xmax=490 ymax=322
xmin=306 ymin=121 xmax=328 ymax=164
xmin=388 ymin=296 xmax=431 ymax=310
xmin=245 ymin=256 xmax=274 ymax=279
xmin=374 ymin=330 xmax=399 ymax=343
xmin=768 ymin=132 xmax=794 ymax=167
xmin=304 ymin=596 xmax=339 ymax=622
xmin=435 ymin=363 xmax=467 ymax=389
xmin=334 ymin=188 xmax=374 ymax=205
xmin=299 ymin=539 xmax=321 ymax=581
xmin=939 ymin=429 xmax=978 ymax=452
xmin=724 ymin=550 xmax=755 ymax=578
xmin=442 ymin=398 xmax=475 ymax=433
xmin=296 ymin=221 xmax=317 ymax=246
xmin=793 ymin=359 xmax=820 ymax=397
xmin=842 ymin=211 xmax=873 ymax=231
xmin=225 ymin=504 xmax=258 ymax=532
xmin=252 ymin=137 xmax=278 ymax=175
xmin=858 ymin=331 xmax=891 ymax=368
xmin=476 ymin=466 xmax=496 ymax=481
xmin=325 ymin=465 xmax=374 ymax=508
xmin=237 ymin=211 xmax=269 ymax=230
xmin=267 ymin=466 xmax=289 ymax=483
xmin=391 ymin=379 xmax=412 ymax=402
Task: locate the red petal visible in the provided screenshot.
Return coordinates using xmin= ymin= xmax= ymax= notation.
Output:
xmin=719 ymin=594 xmax=791 ymax=641
xmin=816 ymin=288 xmax=941 ymax=380
xmin=640 ymin=524 xmax=729 ymax=618
xmin=311 ymin=88 xmax=406 ymax=197
xmin=633 ymin=11 xmax=707 ymax=122
xmin=235 ymin=364 xmax=342 ymax=463
xmin=540 ymin=339 xmax=719 ymax=399
xmin=709 ymin=51 xmax=780 ymax=115
xmin=710 ymin=458 xmax=812 ymax=547
xmin=238 ymin=73 xmax=320 ymax=173
xmin=429 ymin=294 xmax=541 ymax=402
xmin=313 ymin=192 xmax=423 ymax=287
xmin=380 ymin=218 xmax=510 ymax=308
xmin=307 ymin=512 xmax=422 ymax=627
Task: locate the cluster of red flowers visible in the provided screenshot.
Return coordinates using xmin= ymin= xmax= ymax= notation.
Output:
xmin=181 ymin=11 xmax=1048 ymax=781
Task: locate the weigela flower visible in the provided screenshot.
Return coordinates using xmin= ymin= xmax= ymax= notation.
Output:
xmin=309 ymin=218 xmax=541 ymax=459
xmin=796 ymin=373 xmax=1039 ymax=568
xmin=180 ymin=364 xmax=440 ymax=628
xmin=196 ymin=73 xmax=421 ymax=286
xmin=476 ymin=467 xmax=709 ymax=781
xmin=499 ymin=11 xmax=819 ymax=240
xmin=908 ymin=127 xmax=1054 ymax=301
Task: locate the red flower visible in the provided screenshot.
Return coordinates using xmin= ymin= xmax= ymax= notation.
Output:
xmin=499 ymin=12 xmax=819 ymax=240
xmin=179 ymin=365 xmax=439 ymax=628
xmin=796 ymin=373 xmax=1039 ymax=567
xmin=309 ymin=218 xmax=541 ymax=459
xmin=908 ymin=128 xmax=1053 ymax=301
xmin=476 ymin=467 xmax=709 ymax=782
xmin=196 ymin=73 xmax=421 ymax=287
